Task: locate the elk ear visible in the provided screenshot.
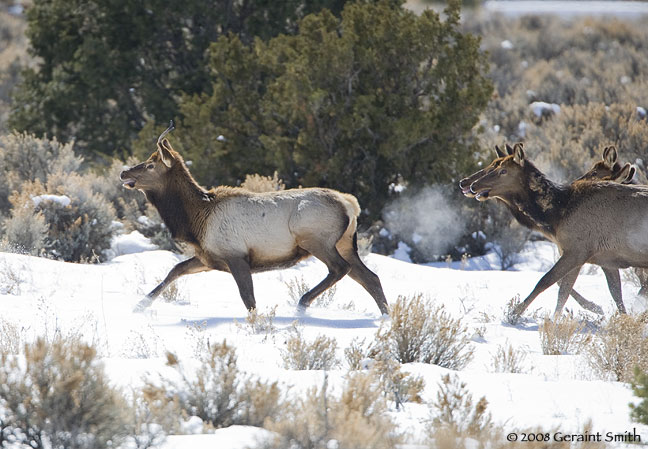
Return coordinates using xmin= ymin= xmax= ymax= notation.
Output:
xmin=505 ymin=143 xmax=515 ymax=155
xmin=157 ymin=139 xmax=175 ymax=168
xmin=615 ymin=163 xmax=636 ymax=184
xmin=495 ymin=145 xmax=506 ymax=158
xmin=603 ymin=146 xmax=618 ymax=167
xmin=513 ymin=143 xmax=525 ymax=166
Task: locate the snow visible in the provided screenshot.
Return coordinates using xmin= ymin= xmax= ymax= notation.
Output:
xmin=530 ymin=101 xmax=561 ymax=118
xmin=107 ymin=230 xmax=158 ymax=258
xmin=30 ymin=194 xmax=71 ymax=208
xmin=1 ymin=238 xmax=647 ymax=447
xmin=483 ymin=1 xmax=648 ymax=18
xmin=500 ymin=39 xmax=513 ymax=50
xmin=160 ymin=427 xmax=272 ymax=449
xmin=391 ymin=241 xmax=412 ymax=263
xmin=518 ymin=120 xmax=527 ymax=138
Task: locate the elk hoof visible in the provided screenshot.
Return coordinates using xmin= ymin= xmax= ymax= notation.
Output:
xmin=133 ymin=296 xmax=153 ymax=313
xmin=296 ymin=303 xmax=308 ymax=315
xmin=590 ymin=304 xmax=604 ymax=315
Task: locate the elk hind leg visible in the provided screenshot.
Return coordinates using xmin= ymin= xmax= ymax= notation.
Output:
xmin=568 ymin=288 xmax=604 ymax=315
xmin=297 ymin=242 xmax=350 ymax=311
xmin=603 ymin=267 xmax=626 ymax=314
xmin=338 ymin=239 xmax=389 ymax=315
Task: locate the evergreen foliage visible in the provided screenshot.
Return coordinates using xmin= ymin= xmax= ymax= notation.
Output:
xmin=631 ymin=367 xmax=648 ymax=425
xmin=10 ymin=0 xmax=352 ymax=157
xmin=166 ymin=0 xmax=491 ymax=219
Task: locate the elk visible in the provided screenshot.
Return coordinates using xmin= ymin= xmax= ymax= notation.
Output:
xmin=460 ymin=143 xmax=648 ymax=317
xmin=460 ymin=144 xmax=631 ymax=315
xmin=574 ymin=145 xmax=636 ymax=184
xmin=120 ymin=122 xmax=389 ymax=315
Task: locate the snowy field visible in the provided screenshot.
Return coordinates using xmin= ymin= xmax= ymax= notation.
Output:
xmin=1 ymin=233 xmax=648 ymax=448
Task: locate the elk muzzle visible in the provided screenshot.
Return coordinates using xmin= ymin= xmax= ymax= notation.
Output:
xmin=459 ymin=178 xmax=475 ymax=197
xmin=469 ymin=183 xmax=491 ymax=201
xmin=120 ymin=169 xmax=137 ymax=189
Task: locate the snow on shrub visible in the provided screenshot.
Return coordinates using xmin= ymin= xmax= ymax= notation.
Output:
xmin=0 ymin=337 xmax=131 ymax=449
xmin=142 ymin=341 xmax=285 ymax=431
xmin=382 ymin=294 xmax=474 ymax=369
xmin=281 ymin=323 xmax=340 ymax=371
xmin=0 ymin=131 xmax=81 ymax=214
xmin=261 ymin=373 xmax=400 ymax=449
xmin=5 ymin=175 xmax=117 ymax=262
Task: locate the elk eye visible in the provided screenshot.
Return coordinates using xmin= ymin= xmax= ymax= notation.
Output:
xmin=146 ymin=164 xmax=154 ymax=170
xmin=499 ymin=169 xmax=507 ymax=175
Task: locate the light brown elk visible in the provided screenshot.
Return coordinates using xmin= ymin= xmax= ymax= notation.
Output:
xmin=120 ymin=123 xmax=389 ymax=315
xmin=461 ymin=143 xmax=648 ymax=317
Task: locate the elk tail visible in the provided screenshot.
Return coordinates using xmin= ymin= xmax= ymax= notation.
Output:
xmin=338 ymin=193 xmax=361 ymax=241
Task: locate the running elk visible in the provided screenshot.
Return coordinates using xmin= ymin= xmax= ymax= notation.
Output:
xmin=459 ymin=144 xmax=626 ymax=314
xmin=460 ymin=143 xmax=648 ymax=317
xmin=120 ymin=122 xmax=389 ymax=315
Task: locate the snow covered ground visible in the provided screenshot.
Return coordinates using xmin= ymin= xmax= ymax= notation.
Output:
xmin=1 ymin=233 xmax=648 ymax=448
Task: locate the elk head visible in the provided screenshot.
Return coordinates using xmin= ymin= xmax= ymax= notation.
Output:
xmin=575 ymin=146 xmax=622 ymax=182
xmin=120 ymin=121 xmax=178 ymax=191
xmin=609 ymin=163 xmax=636 ymax=184
xmin=468 ymin=143 xmax=527 ymax=201
xmin=459 ymin=143 xmax=518 ymax=198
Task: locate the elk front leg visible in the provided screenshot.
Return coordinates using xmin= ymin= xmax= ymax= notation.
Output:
xmin=554 ymin=267 xmax=581 ymax=318
xmin=226 ymin=257 xmax=256 ymax=311
xmin=135 ymin=256 xmax=209 ymax=311
xmin=515 ymin=254 xmax=586 ymax=318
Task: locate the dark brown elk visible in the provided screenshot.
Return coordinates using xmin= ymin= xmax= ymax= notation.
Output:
xmin=461 ymin=143 xmax=648 ymax=317
xmin=575 ymin=145 xmax=636 ymax=184
xmin=579 ymin=146 xmax=648 ymax=299
xmin=459 ymin=144 xmax=626 ymax=315
xmin=120 ymin=123 xmax=389 ymax=315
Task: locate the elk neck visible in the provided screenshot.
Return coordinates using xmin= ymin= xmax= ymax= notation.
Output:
xmin=145 ymin=165 xmax=212 ymax=245
xmin=503 ymin=162 xmax=569 ymax=239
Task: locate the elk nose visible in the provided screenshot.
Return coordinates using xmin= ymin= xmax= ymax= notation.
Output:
xmin=119 ymin=170 xmax=129 ymax=180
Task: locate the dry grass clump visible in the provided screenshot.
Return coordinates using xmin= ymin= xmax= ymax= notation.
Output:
xmin=281 ymin=323 xmax=340 ymax=370
xmin=503 ymin=294 xmax=522 ymax=325
xmin=427 ymin=374 xmax=608 ymax=449
xmin=0 ymin=337 xmax=130 ymax=449
xmin=385 ymin=294 xmax=474 ymax=369
xmin=261 ymin=373 xmax=400 ymax=449
xmin=0 ymin=317 xmax=22 ymax=354
xmin=539 ymin=315 xmax=591 ymax=355
xmin=491 ymin=342 xmax=528 ymax=374
xmin=142 ymin=340 xmax=284 ymax=431
xmin=345 ymin=335 xmax=425 ymax=409
xmin=241 ymin=171 xmax=286 ymax=192
xmin=285 ymin=274 xmax=337 ymax=308
xmin=428 ymin=373 xmax=493 ymax=446
xmin=586 ymin=313 xmax=648 ymax=382
xmin=0 ymin=258 xmax=25 ymax=294
xmin=236 ymin=305 xmax=278 ymax=338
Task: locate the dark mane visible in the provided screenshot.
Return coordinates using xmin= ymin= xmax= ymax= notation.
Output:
xmin=504 ymin=160 xmax=570 ymax=238
xmin=146 ymin=162 xmax=212 ymax=244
